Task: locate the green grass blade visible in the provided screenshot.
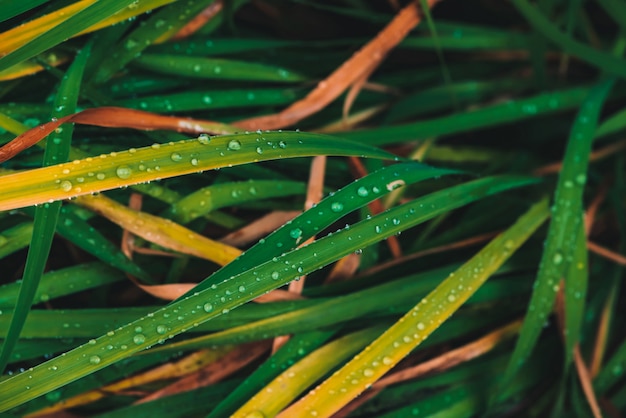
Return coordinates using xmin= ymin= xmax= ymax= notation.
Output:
xmin=279 ymin=198 xmax=549 ymax=417
xmin=341 ymin=85 xmax=601 ymax=145
xmin=0 ymin=262 xmax=124 ymax=308
xmin=502 ymin=77 xmax=615 ymax=388
xmin=511 ymin=0 xmax=626 ymax=79
xmin=0 ymin=44 xmax=89 ymax=372
xmin=132 ymin=54 xmax=306 ymax=82
xmin=0 ymin=0 xmax=50 ymax=23
xmin=164 ymin=180 xmax=306 ymax=224
xmin=20 ymin=205 xmax=152 ymax=281
xmin=92 ymin=0 xmax=216 ymax=84
xmin=0 ymin=175 xmax=533 ymax=412
xmin=177 ymin=162 xmax=459 ymax=297
xmin=117 ymin=87 xmax=300 ymax=113
xmin=564 ymin=220 xmax=588 ymax=366
xmin=0 ymin=222 xmax=33 ymax=259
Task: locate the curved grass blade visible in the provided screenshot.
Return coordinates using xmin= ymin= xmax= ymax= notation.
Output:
xmin=92 ymin=0 xmax=217 ymax=84
xmin=511 ymin=0 xmax=626 ymax=79
xmin=118 ymin=87 xmax=299 ymax=114
xmin=501 ymin=78 xmax=615 ymax=389
xmin=21 ymin=205 xmax=152 ymax=281
xmin=0 ymin=222 xmax=33 ymax=259
xmin=0 ymin=131 xmax=395 ymax=211
xmin=0 ymin=263 xmax=124 ymax=308
xmin=278 ymin=198 xmax=549 ymax=418
xmin=232 ymin=326 xmax=387 ymax=418
xmin=132 ymin=54 xmax=306 ymax=82
xmin=150 ymin=268 xmax=531 ymax=355
xmin=0 ymin=175 xmax=534 ymax=412
xmin=0 ymin=0 xmax=148 ymax=73
xmin=177 ymin=161 xmax=459 ymax=297
xmin=163 ymin=180 xmax=306 ymax=225
xmin=0 ymin=44 xmax=88 ymax=373
xmin=75 ymin=194 xmax=242 ymax=266
xmin=341 ymin=85 xmax=601 ymax=145
xmin=207 ymin=330 xmax=336 ymax=418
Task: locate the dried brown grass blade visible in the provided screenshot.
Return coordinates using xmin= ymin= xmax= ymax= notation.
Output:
xmin=333 ymin=320 xmax=522 ymax=418
xmin=0 ymin=107 xmax=237 ymax=163
xmin=135 ymin=341 xmax=270 ymax=404
xmin=234 ymin=0 xmax=442 ymax=130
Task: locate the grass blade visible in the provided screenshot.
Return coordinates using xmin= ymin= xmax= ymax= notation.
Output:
xmin=0 ymin=43 xmax=89 ymax=372
xmin=502 ymin=77 xmax=616 ymax=389
xmin=0 ymin=131 xmax=395 ymax=211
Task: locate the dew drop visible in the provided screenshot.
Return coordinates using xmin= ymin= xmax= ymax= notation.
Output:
xmin=170 ymin=152 xmax=182 ymax=162
xmin=553 ymin=251 xmax=564 ymax=265
xmin=289 ymin=228 xmax=303 ymax=239
xmin=227 ymin=139 xmax=242 ymax=151
xmin=156 ymin=325 xmax=167 ymax=334
xmin=203 ymin=303 xmax=213 ymax=312
xmin=60 ymin=180 xmax=72 ymax=192
xmin=238 ymin=285 xmax=246 ymax=293
xmin=330 ymin=202 xmax=344 ymax=212
xmin=116 ymin=165 xmax=132 ymax=179
xmin=89 ymin=355 xmax=101 ymax=365
xmin=357 ymin=186 xmax=369 ymax=197
xmin=133 ymin=334 xmax=146 ymax=345
xmin=197 ymin=134 xmax=211 ymax=144
xmin=278 ymin=141 xmax=287 ymax=149
xmin=271 ymin=271 xmax=280 ymax=280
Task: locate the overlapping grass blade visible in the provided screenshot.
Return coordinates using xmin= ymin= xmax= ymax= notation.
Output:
xmin=0 ymin=0 xmax=162 ymax=73
xmin=341 ymin=85 xmax=603 ymax=145
xmin=0 ymin=131 xmax=394 ymax=211
xmin=278 ymin=199 xmax=548 ymax=417
xmin=207 ymin=330 xmax=336 ymax=418
xmin=511 ymin=0 xmax=626 ymax=79
xmin=178 ymin=161 xmax=459 ymax=297
xmin=232 ymin=326 xmax=387 ymax=417
xmin=92 ymin=0 xmax=217 ymax=84
xmin=163 ymin=180 xmax=306 ymax=224
xmin=148 ymin=271 xmax=529 ymax=355
xmin=0 ymin=263 xmax=125 ymax=308
xmin=0 ymin=175 xmax=534 ymax=412
xmin=502 ymin=78 xmax=615 ymax=389
xmin=0 ymin=44 xmax=88 ymax=372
